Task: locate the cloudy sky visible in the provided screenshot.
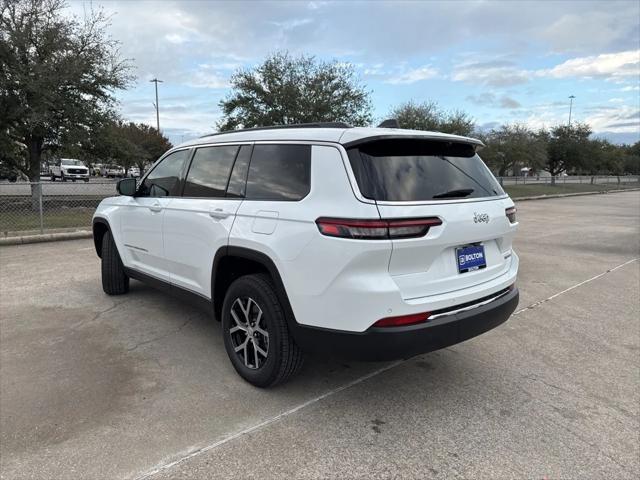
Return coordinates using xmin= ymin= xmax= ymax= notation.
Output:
xmin=68 ymin=0 xmax=640 ymax=145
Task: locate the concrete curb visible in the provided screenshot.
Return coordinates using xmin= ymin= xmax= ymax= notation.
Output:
xmin=0 ymin=230 xmax=92 ymax=246
xmin=1 ymin=187 xmax=638 ymax=246
xmin=512 ymin=187 xmax=640 ymax=202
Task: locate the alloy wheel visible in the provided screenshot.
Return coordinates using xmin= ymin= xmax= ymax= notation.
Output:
xmin=229 ymin=297 xmax=269 ymax=369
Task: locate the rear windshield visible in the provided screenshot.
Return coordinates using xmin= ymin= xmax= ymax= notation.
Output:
xmin=347 ymin=139 xmax=504 ymax=202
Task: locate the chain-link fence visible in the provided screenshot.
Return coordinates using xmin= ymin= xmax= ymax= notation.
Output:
xmin=0 ymin=180 xmax=117 ymax=237
xmin=497 ymin=174 xmax=639 ymax=185
xmin=0 ymin=175 xmax=638 ymax=237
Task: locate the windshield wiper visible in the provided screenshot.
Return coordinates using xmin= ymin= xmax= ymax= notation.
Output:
xmin=432 ymin=188 xmax=474 ymax=199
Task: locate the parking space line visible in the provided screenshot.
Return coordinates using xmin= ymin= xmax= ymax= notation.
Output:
xmin=134 ymin=256 xmax=639 ymax=479
xmin=135 ymin=360 xmax=404 ymax=479
xmin=513 ymin=257 xmax=639 ymax=316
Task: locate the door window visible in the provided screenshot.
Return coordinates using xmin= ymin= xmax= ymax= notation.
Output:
xmin=138 ymin=150 xmax=190 ymax=197
xmin=183 ymin=145 xmax=239 ymax=198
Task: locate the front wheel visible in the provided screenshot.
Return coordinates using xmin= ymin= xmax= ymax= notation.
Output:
xmin=222 ymin=274 xmax=304 ymax=387
xmin=101 ymin=231 xmax=129 ymax=295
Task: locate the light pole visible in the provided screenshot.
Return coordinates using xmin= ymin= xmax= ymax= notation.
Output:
xmin=568 ymin=95 xmax=575 ymax=126
xmin=150 ymin=78 xmax=163 ymax=132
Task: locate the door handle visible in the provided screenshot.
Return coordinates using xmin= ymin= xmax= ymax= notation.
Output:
xmin=209 ymin=208 xmax=230 ymax=219
xmin=149 ymin=202 xmax=163 ymax=213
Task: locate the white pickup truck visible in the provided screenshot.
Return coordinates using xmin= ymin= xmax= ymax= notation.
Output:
xmin=50 ymin=158 xmax=90 ymax=182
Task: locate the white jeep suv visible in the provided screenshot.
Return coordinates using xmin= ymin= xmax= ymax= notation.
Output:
xmin=92 ymin=123 xmax=519 ymax=387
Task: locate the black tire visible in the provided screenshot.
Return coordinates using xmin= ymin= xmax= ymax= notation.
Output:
xmin=62 ymin=174 xmax=66 ymax=182
xmin=222 ymin=274 xmax=304 ymax=388
xmin=51 ymin=174 xmax=55 ymax=182
xmin=101 ymin=231 xmax=129 ymax=295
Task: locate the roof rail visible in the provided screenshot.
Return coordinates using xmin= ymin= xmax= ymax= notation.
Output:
xmin=200 ymin=122 xmax=352 ymax=138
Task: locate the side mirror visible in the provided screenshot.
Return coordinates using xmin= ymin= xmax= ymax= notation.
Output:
xmin=117 ymin=177 xmax=137 ymax=196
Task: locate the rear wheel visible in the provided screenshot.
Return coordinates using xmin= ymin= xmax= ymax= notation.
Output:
xmin=222 ymin=274 xmax=304 ymax=387
xmin=101 ymin=231 xmax=129 ymax=295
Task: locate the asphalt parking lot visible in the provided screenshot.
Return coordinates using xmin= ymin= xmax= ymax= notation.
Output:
xmin=1 ymin=191 xmax=638 ymax=479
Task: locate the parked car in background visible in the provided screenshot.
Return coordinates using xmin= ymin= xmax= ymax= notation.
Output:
xmin=127 ymin=166 xmax=141 ymax=178
xmin=101 ymin=164 xmax=125 ymax=178
xmin=50 ymin=158 xmax=90 ymax=182
xmin=92 ymin=122 xmax=520 ymax=387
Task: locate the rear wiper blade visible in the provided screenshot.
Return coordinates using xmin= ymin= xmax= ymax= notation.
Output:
xmin=432 ymin=188 xmax=474 ymax=199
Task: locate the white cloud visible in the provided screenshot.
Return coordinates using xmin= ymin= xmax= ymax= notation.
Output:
xmin=540 ymin=10 xmax=639 ymax=54
xmin=467 ymin=93 xmax=522 ymax=109
xmin=539 ymin=50 xmax=639 ymax=79
xmin=584 ymin=105 xmax=639 ymax=133
xmin=384 ymin=66 xmax=439 ymax=85
xmin=452 ymin=61 xmax=529 ymax=87
xmin=620 ymin=85 xmax=640 ymax=92
xmin=165 ymin=33 xmax=188 ymax=44
xmin=186 ymin=69 xmax=229 ymax=89
xmin=454 ymin=51 xmax=640 ymax=87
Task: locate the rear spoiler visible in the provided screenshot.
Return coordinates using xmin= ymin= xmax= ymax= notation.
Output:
xmin=342 ymin=135 xmax=485 ymax=153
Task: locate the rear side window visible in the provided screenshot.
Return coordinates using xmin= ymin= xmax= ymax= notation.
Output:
xmin=226 ymin=145 xmax=252 ymax=198
xmin=183 ymin=145 xmax=239 ymax=198
xmin=347 ymin=139 xmax=504 ymax=202
xmin=139 ymin=149 xmax=189 ymax=197
xmin=245 ymin=144 xmax=311 ymax=201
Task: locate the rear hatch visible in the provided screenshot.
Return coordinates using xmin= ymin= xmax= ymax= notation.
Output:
xmin=346 ymin=137 xmax=517 ymax=300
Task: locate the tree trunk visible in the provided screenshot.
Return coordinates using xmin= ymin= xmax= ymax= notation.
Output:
xmin=27 ymin=137 xmax=43 ymax=211
xmin=550 ymin=175 xmax=556 ymax=185
xmin=590 ymin=175 xmax=595 ymax=185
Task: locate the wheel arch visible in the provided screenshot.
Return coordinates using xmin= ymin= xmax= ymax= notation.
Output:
xmin=92 ymin=217 xmax=111 ymax=258
xmin=212 ymin=246 xmax=299 ymax=330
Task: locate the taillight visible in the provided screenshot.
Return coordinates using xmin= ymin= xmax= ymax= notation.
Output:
xmin=315 ymin=217 xmax=442 ymax=240
xmin=505 ymin=206 xmax=517 ymax=223
xmin=373 ymin=312 xmax=431 ymax=328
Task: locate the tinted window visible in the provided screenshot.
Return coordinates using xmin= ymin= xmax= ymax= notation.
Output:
xmin=183 ymin=146 xmax=239 ymax=198
xmin=245 ymin=144 xmax=311 ymax=201
xmin=226 ymin=145 xmax=252 ymax=198
xmin=348 ymin=139 xmax=504 ymax=201
xmin=139 ymin=150 xmax=189 ymax=197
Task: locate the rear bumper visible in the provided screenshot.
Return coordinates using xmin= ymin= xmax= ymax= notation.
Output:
xmin=291 ymin=288 xmax=519 ymax=361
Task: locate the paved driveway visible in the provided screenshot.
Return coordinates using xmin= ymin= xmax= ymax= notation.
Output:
xmin=1 ymin=191 xmax=638 ymax=479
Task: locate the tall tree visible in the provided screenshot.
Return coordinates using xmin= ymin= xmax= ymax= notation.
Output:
xmin=478 ymin=124 xmax=547 ymax=176
xmin=389 ymin=101 xmax=475 ymax=136
xmin=61 ymin=120 xmax=172 ymax=174
xmin=115 ymin=122 xmax=172 ymax=174
xmin=545 ymin=123 xmax=592 ymax=184
xmin=0 ymin=0 xmax=131 ymax=203
xmin=623 ymin=142 xmax=640 ymax=175
xmin=218 ymin=52 xmax=372 ymax=131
